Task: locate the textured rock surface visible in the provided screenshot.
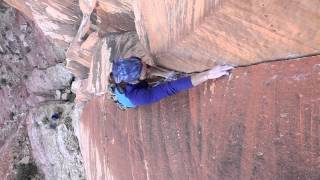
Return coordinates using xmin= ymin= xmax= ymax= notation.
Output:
xmin=2 ymin=0 xmax=137 ymax=80
xmin=26 ymin=63 xmax=73 ymax=94
xmin=3 ymin=0 xmax=320 ymax=179
xmin=66 ymin=32 xmax=100 ymax=79
xmin=27 ymin=103 xmax=85 ymax=180
xmin=0 ymin=118 xmax=42 ymax=180
xmin=65 ymin=0 xmax=138 ymax=80
xmin=0 ymin=3 xmax=84 ymax=179
xmin=80 ymin=56 xmax=320 ymax=180
xmin=95 ymin=0 xmax=135 ymax=33
xmin=3 ymin=0 xmax=81 ymax=49
xmin=0 ymin=3 xmax=60 ymax=179
xmin=134 ymin=0 xmax=320 ymax=72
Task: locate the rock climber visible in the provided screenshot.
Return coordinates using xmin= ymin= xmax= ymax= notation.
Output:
xmin=109 ymin=56 xmax=233 ymax=109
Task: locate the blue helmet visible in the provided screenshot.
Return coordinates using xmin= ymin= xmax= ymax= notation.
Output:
xmin=112 ymin=57 xmax=143 ymax=84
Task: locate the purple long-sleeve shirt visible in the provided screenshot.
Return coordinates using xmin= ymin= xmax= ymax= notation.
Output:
xmin=124 ymin=76 xmax=193 ymax=106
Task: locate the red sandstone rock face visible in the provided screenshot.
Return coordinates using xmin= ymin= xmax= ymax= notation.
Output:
xmin=80 ymin=56 xmax=320 ymax=180
xmin=3 ymin=0 xmax=137 ymax=80
xmin=4 ymin=0 xmax=81 ymax=49
xmin=134 ymin=0 xmax=320 ymax=72
xmin=4 ymin=0 xmax=320 ymax=179
xmin=95 ymin=0 xmax=135 ymax=33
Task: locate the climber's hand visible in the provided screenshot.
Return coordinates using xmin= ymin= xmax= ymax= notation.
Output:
xmin=206 ymin=65 xmax=234 ymax=79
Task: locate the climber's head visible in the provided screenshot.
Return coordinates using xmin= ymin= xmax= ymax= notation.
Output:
xmin=112 ymin=57 xmax=147 ymax=84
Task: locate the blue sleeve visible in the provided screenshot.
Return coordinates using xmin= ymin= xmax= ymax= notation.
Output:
xmin=125 ymin=76 xmax=193 ymax=105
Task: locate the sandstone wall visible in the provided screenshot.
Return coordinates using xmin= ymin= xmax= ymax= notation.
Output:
xmin=134 ymin=0 xmax=320 ymax=72
xmin=80 ymin=56 xmax=320 ymax=180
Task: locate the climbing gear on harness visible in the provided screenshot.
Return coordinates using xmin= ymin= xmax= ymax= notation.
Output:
xmin=107 ymin=83 xmax=136 ymax=110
